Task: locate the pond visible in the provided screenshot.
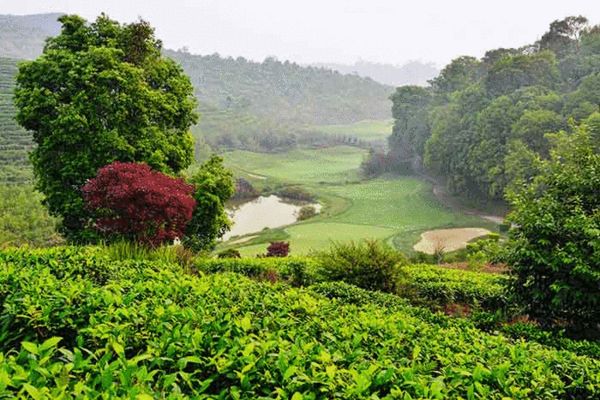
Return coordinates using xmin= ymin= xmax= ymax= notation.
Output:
xmin=223 ymin=195 xmax=321 ymax=240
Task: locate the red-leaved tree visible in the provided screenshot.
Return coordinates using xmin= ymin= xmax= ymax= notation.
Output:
xmin=82 ymin=162 xmax=196 ymax=246
xmin=266 ymin=241 xmax=290 ymax=257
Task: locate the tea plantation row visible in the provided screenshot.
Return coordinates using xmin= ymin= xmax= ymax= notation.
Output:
xmin=0 ymin=247 xmax=598 ymax=398
xmin=0 ymin=57 xmax=33 ymax=184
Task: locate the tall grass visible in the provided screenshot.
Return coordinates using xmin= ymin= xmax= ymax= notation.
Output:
xmin=102 ymin=240 xmax=196 ymax=271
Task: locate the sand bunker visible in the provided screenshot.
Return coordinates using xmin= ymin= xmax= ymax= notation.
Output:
xmin=413 ymin=228 xmax=491 ymax=254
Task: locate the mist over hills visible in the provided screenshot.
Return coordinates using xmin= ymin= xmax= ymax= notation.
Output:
xmin=0 ymin=13 xmax=393 ymax=156
xmin=313 ymin=60 xmax=439 ymax=87
xmin=0 ymin=13 xmax=63 ymax=59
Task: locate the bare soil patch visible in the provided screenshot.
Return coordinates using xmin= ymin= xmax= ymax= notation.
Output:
xmin=413 ymin=227 xmax=491 ymax=254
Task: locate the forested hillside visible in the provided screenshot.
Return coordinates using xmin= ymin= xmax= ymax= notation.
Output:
xmin=0 ymin=13 xmax=394 ymax=155
xmin=382 ymin=16 xmax=600 ymax=202
xmin=0 ymin=13 xmax=62 ymax=59
xmin=168 ymin=50 xmax=392 ymax=125
xmin=167 ymin=50 xmax=393 ymax=151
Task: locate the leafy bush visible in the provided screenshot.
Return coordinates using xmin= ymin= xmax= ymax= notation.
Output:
xmin=0 ymin=247 xmax=599 ymax=398
xmin=266 ymin=241 xmax=290 ymax=257
xmin=217 ymin=249 xmax=242 ymax=258
xmin=198 ymin=257 xmax=318 ymax=286
xmin=314 ymin=240 xmax=407 ymax=293
xmin=82 ymin=162 xmax=196 ymax=246
xmin=232 ymin=178 xmax=259 ymax=200
xmin=297 ymin=205 xmax=317 ymax=221
xmin=276 ymin=186 xmax=314 ymax=202
xmin=506 ymin=127 xmax=600 ymax=334
xmin=465 ymin=236 xmax=506 ymax=270
xmin=398 ymin=264 xmax=510 ymax=310
xmin=0 ymin=185 xmax=62 ymax=248
xmin=185 ymin=155 xmax=235 ymax=252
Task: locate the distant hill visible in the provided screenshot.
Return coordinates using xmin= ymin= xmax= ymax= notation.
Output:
xmin=167 ymin=50 xmax=393 ymax=126
xmin=313 ymin=60 xmax=439 ymax=87
xmin=0 ymin=13 xmax=63 ymax=59
xmin=0 ymin=13 xmax=393 ymax=154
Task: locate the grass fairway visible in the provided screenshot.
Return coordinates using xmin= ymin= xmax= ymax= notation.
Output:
xmin=220 ymin=145 xmax=495 ymax=255
xmin=224 ymin=146 xmax=365 ymax=183
xmin=312 ymin=119 xmax=393 ymax=142
xmin=236 ymin=222 xmax=397 ymax=256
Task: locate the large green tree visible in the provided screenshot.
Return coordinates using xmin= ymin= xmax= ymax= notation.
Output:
xmin=506 ymin=124 xmax=599 ymax=335
xmin=15 ymin=15 xmax=197 ymax=241
xmin=184 ymin=155 xmax=235 ymax=252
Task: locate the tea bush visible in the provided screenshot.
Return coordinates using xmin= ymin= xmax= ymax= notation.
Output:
xmin=198 ymin=256 xmax=318 ymax=286
xmin=0 ymin=247 xmax=599 ymax=398
xmin=398 ymin=265 xmax=510 ymax=310
xmin=198 ymin=255 xmax=508 ymax=309
xmin=314 ymin=240 xmax=407 ymax=293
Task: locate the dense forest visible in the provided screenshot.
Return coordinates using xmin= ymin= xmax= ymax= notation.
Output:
xmin=377 ymin=16 xmax=600 ymax=202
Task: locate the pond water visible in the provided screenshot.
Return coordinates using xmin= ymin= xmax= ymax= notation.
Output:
xmin=223 ymin=195 xmax=321 ymax=240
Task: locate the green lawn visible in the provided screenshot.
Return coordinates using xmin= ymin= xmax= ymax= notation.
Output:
xmin=311 ymin=119 xmax=393 ymax=142
xmin=224 ymin=146 xmax=365 ymax=184
xmin=220 ymin=145 xmax=495 ymax=255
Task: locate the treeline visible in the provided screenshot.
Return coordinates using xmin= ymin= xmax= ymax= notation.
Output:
xmin=167 ymin=50 xmax=392 ymax=125
xmin=368 ymin=16 xmax=600 ymax=201
xmin=168 ymin=50 xmax=393 ymax=152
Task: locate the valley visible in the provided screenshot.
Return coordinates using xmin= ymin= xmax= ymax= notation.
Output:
xmin=219 ymin=143 xmax=495 ymax=256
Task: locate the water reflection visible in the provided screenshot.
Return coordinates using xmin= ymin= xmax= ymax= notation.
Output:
xmin=223 ymin=195 xmax=320 ymax=240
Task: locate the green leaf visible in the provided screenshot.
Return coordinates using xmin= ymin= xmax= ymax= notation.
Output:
xmin=21 ymin=342 xmax=38 ymax=355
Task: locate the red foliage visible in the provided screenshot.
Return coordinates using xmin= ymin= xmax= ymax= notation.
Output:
xmin=266 ymin=241 xmax=290 ymax=257
xmin=82 ymin=162 xmax=196 ymax=246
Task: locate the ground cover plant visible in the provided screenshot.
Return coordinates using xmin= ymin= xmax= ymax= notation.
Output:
xmin=0 ymin=246 xmax=599 ymax=398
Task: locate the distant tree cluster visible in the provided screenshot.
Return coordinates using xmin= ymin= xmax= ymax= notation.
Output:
xmin=368 ymin=16 xmax=600 ymax=202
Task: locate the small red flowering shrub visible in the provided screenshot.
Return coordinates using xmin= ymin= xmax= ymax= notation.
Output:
xmin=266 ymin=241 xmax=290 ymax=257
xmin=82 ymin=162 xmax=196 ymax=246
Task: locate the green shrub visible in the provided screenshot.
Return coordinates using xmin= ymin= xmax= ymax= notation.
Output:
xmin=0 ymin=247 xmax=599 ymax=398
xmin=197 ymin=256 xmax=318 ymax=286
xmin=217 ymin=248 xmax=242 ymax=258
xmin=275 ymin=186 xmax=314 ymax=202
xmin=506 ymin=128 xmax=600 ymax=334
xmin=297 ymin=205 xmax=317 ymax=221
xmin=398 ymin=264 xmax=510 ymax=310
xmin=314 ymin=240 xmax=407 ymax=293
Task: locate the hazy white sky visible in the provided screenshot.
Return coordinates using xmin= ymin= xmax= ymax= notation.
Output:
xmin=2 ymin=0 xmax=599 ymax=66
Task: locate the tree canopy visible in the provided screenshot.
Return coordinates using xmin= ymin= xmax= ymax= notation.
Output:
xmin=506 ymin=123 xmax=600 ymax=335
xmin=381 ymin=16 xmax=600 ymax=202
xmin=14 ymin=14 xmax=198 ymax=241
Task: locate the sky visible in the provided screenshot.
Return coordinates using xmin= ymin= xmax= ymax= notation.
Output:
xmin=2 ymin=0 xmax=600 ymax=67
